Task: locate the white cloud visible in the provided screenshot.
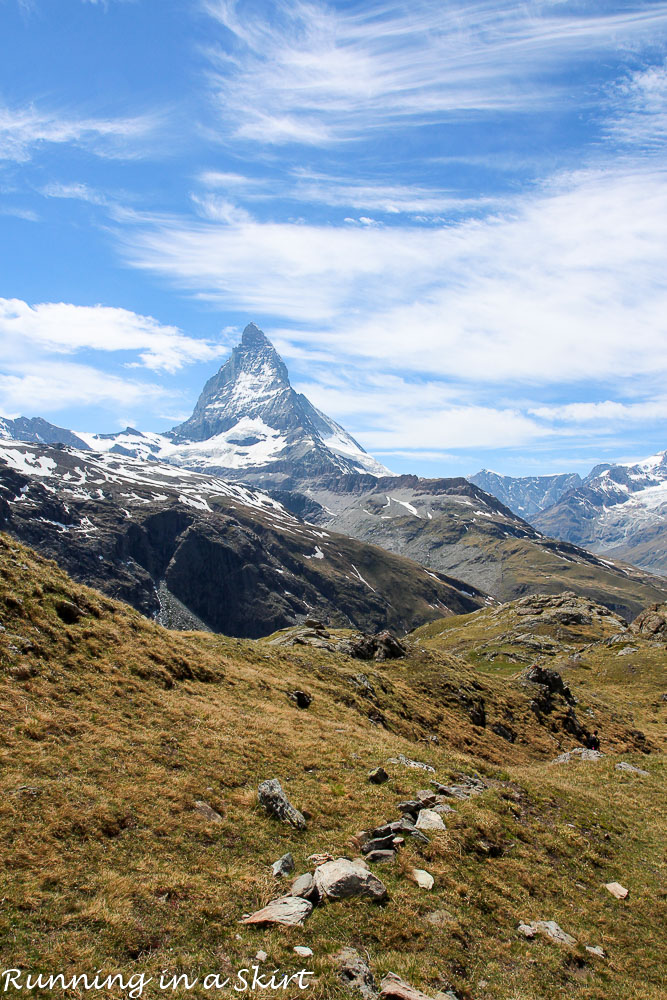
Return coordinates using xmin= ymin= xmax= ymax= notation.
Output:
xmin=0 ymin=363 xmax=168 ymax=417
xmin=0 ymin=298 xmax=224 ymax=374
xmin=0 ymin=104 xmax=161 ymax=163
xmin=124 ymin=164 xmax=667 ymax=386
xmin=606 ymin=60 xmax=667 ymax=151
xmin=202 ymin=0 xmax=667 ymax=146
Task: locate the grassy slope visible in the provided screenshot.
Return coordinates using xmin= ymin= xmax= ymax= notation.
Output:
xmin=1 ymin=534 xmax=665 ymax=1000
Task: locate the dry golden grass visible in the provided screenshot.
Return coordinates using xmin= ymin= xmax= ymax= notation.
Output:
xmin=0 ymin=533 xmax=665 ymax=999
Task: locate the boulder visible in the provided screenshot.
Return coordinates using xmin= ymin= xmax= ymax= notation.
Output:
xmin=616 ymin=762 xmax=649 ymax=776
xmin=362 ymin=835 xmax=396 ymax=855
xmin=313 ymin=858 xmax=387 ymax=901
xmin=258 ymin=778 xmax=307 ymax=829
xmin=366 ymin=849 xmax=395 ymax=863
xmin=631 ymin=603 xmax=667 ymax=639
xmin=287 ymin=690 xmax=312 ymax=709
xmin=294 ymin=946 xmax=313 ymax=958
xmin=369 ymin=766 xmax=390 ymax=784
xmin=604 ymin=881 xmax=628 ymax=899
xmin=551 ymin=747 xmax=603 ymax=764
xmin=241 ymin=895 xmax=312 ymax=926
xmin=291 ymin=873 xmax=319 ymax=902
xmin=517 ymin=920 xmax=576 ymax=946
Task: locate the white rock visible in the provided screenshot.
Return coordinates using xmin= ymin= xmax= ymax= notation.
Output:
xmin=412 ymin=869 xmax=434 ymax=890
xmin=616 ymin=762 xmax=649 ymax=776
xmin=517 ymin=920 xmax=576 ymax=946
xmin=604 ymin=881 xmax=628 ymax=899
xmin=255 ymin=950 xmax=268 ymax=962
xmin=585 ymin=945 xmax=605 ymax=958
xmin=415 ymin=809 xmax=446 ymax=831
xmin=294 ymin=946 xmax=313 ymax=958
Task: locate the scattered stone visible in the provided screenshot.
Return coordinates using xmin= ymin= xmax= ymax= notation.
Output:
xmin=369 ymin=766 xmax=390 ymax=784
xmin=258 ymin=778 xmax=307 ymax=830
xmin=424 ymin=910 xmax=454 ymax=926
xmin=294 ymin=946 xmax=313 ymax=958
xmin=517 ymin=921 xmax=577 ymax=946
xmin=412 ymin=869 xmax=434 ymax=890
xmin=388 ymin=754 xmax=435 ymax=772
xmin=241 ymin=895 xmax=312 ymax=926
xmin=379 ymin=972 xmax=434 ymax=999
xmin=291 ymin=873 xmax=320 ymax=902
xmin=366 ymin=849 xmax=395 ymax=863
xmin=308 ymin=852 xmax=334 ymax=866
xmin=287 ymin=690 xmax=312 ymax=709
xmin=616 ymin=762 xmax=649 ymax=776
xmin=335 ymin=948 xmax=377 ymax=999
xmin=585 ymin=945 xmax=605 ymax=958
xmin=255 ymin=951 xmax=268 ymax=963
xmin=271 ymin=852 xmax=295 ymax=878
xmin=55 ymin=599 xmax=84 ymax=624
xmin=604 ymin=881 xmax=628 ymax=899
xmin=551 ymin=747 xmax=604 ymax=764
xmin=415 ymin=809 xmax=446 ymax=831
xmin=416 ymin=790 xmax=437 ymax=806
xmin=193 ymin=800 xmax=223 ymax=823
xmin=432 ymin=803 xmax=456 ymax=815
xmin=362 ymin=835 xmax=396 ymax=855
xmin=313 ymin=858 xmax=387 ymax=901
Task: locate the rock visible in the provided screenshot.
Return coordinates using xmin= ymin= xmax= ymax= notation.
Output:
xmin=294 ymin=946 xmax=313 ymax=958
xmin=335 ymin=948 xmax=377 ymax=999
xmin=193 ymin=800 xmax=223 ymax=823
xmin=526 ymin=665 xmax=576 ymax=705
xmin=271 ymin=852 xmax=295 ymax=878
xmin=517 ymin=920 xmax=576 ymax=946
xmin=258 ymin=778 xmax=307 ymax=829
xmin=388 ymin=754 xmax=435 ymax=772
xmin=432 ymin=803 xmax=456 ymax=815
xmin=369 ymin=766 xmax=389 ymax=784
xmin=313 ymin=858 xmax=387 ymax=901
xmin=291 ymin=873 xmax=319 ymax=902
xmin=241 ymin=895 xmax=312 ymax=926
xmin=616 ymin=762 xmax=649 ymax=776
xmin=631 ymin=602 xmax=667 ymax=639
xmin=255 ymin=950 xmax=268 ymax=962
xmin=308 ymin=851 xmax=334 ymax=866
xmin=416 ymin=790 xmax=437 ymax=806
xmin=415 ymin=810 xmax=446 ymax=831
xmin=412 ymin=869 xmax=434 ymax=890
xmin=55 ymin=599 xmax=84 ymax=624
xmin=551 ymin=747 xmax=603 ymax=764
xmin=424 ymin=910 xmax=454 ymax=926
xmin=362 ymin=835 xmax=396 ymax=855
xmin=287 ymin=690 xmax=312 ymax=709
xmin=373 ymin=631 xmax=406 ymax=660
xmin=491 ymin=722 xmax=516 ymax=743
xmin=397 ymin=800 xmax=423 ymax=816
xmin=604 ymin=881 xmax=628 ymax=899
xmin=304 ymin=617 xmax=326 ymax=629
xmin=379 ymin=973 xmax=434 ymax=999
xmin=585 ymin=945 xmax=605 ymax=958
xmin=365 ymin=849 xmax=395 ymax=863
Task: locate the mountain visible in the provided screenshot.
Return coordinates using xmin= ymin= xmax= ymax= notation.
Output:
xmin=310 ymin=474 xmax=667 ymax=621
xmin=534 ymin=451 xmax=667 ymax=576
xmin=0 ymin=414 xmax=91 ymax=451
xmin=78 ymin=323 xmax=390 ymax=487
xmin=469 ymin=469 xmax=583 ymax=520
xmin=0 ymin=438 xmax=487 ymax=637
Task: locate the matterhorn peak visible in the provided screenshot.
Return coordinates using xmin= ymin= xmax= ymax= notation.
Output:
xmin=167 ymin=322 xmax=391 ymax=486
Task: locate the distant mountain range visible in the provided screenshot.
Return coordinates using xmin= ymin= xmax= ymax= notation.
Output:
xmin=1 ymin=322 xmax=665 ymax=627
xmin=469 ymin=456 xmax=667 ymax=576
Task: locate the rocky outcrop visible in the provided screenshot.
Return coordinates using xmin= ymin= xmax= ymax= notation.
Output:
xmin=631 ymin=603 xmax=667 ymax=640
xmin=258 ymin=779 xmax=307 ymax=830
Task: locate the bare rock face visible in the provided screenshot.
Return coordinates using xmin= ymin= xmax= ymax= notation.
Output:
xmin=313 ymin=858 xmax=387 ymax=902
xmin=258 ymin=778 xmax=307 ymax=830
xmin=240 ymin=895 xmax=312 ymax=926
xmin=632 ymin=602 xmax=667 ymax=639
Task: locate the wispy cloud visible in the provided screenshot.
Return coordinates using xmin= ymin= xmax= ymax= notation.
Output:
xmin=202 ymin=0 xmax=667 ymax=146
xmin=606 ymin=60 xmax=667 ymax=152
xmin=0 ymin=104 xmax=162 ymax=163
xmin=0 ymin=298 xmax=224 ymax=373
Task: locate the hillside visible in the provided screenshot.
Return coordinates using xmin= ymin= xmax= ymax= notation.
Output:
xmin=1 ymin=534 xmax=665 ymax=1000
xmin=317 ymin=477 xmax=667 ymax=622
xmin=0 ymin=440 xmax=486 ymax=637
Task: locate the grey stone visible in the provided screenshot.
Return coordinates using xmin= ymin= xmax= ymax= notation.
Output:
xmin=415 ymin=809 xmax=446 ymax=831
xmin=551 ymin=747 xmax=603 ymax=764
xmin=313 ymin=858 xmax=387 ymax=901
xmin=585 ymin=945 xmax=605 ymax=958
xmin=379 ymin=973 xmax=435 ymax=999
xmin=193 ymin=800 xmax=223 ymax=823
xmin=362 ymin=834 xmax=396 ymax=854
xmin=271 ymin=852 xmax=295 ymax=877
xmin=335 ymin=947 xmax=377 ymax=999
xmin=241 ymin=895 xmax=312 ymax=926
xmin=412 ymin=869 xmax=434 ymax=890
xmin=518 ymin=920 xmax=577 ymax=946
xmin=616 ymin=762 xmax=649 ymax=776
xmin=258 ymin=778 xmax=307 ymax=829
xmin=388 ymin=754 xmax=435 ymax=772
xmin=365 ymin=849 xmax=395 ymax=863
xmin=291 ymin=873 xmax=320 ymax=902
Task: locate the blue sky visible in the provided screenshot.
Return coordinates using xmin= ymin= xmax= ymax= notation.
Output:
xmin=1 ymin=0 xmax=667 ymax=477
